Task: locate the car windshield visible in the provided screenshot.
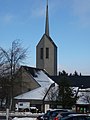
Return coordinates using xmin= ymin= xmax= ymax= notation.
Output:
xmin=44 ymin=109 xmax=72 ymax=119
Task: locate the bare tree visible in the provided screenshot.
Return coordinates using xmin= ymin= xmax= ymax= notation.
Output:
xmin=0 ymin=40 xmax=27 ymax=75
xmin=0 ymin=39 xmax=28 ymax=110
xmin=42 ymin=84 xmax=58 ymax=111
xmin=43 ymin=87 xmax=58 ymax=101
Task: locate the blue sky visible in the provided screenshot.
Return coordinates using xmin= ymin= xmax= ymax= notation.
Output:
xmin=0 ymin=0 xmax=90 ymax=75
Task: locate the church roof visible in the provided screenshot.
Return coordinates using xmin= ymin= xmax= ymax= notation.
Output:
xmin=36 ymin=34 xmax=57 ymax=48
xmin=15 ymin=86 xmax=47 ymax=100
xmin=23 ymin=66 xmax=54 ymax=87
xmin=14 ymin=66 xmax=57 ymax=100
xmin=51 ymin=76 xmax=90 ymax=88
xmin=45 ymin=34 xmax=57 ymax=48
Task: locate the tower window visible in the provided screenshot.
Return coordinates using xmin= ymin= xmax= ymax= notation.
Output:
xmin=46 ymin=48 xmax=49 ymax=58
xmin=40 ymin=48 xmax=43 ymax=59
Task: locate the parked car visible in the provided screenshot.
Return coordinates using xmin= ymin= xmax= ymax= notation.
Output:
xmin=60 ymin=114 xmax=90 ymax=120
xmin=53 ymin=111 xmax=77 ymax=120
xmin=37 ymin=109 xmax=72 ymax=120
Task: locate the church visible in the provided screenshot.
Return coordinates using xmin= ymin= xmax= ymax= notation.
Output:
xmin=14 ymin=0 xmax=90 ymax=113
xmin=14 ymin=1 xmax=58 ymax=112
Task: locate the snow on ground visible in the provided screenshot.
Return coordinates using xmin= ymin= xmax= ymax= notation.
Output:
xmin=12 ymin=117 xmax=36 ymax=120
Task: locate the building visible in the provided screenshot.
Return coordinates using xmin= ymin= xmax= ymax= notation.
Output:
xmin=51 ymin=75 xmax=90 ymax=113
xmin=13 ymin=0 xmax=90 ymax=112
xmin=14 ymin=66 xmax=57 ymax=112
xmin=36 ymin=0 xmax=57 ymax=76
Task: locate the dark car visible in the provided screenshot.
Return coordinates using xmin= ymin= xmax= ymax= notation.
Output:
xmin=53 ymin=112 xmax=77 ymax=120
xmin=37 ymin=109 xmax=72 ymax=120
xmin=60 ymin=114 xmax=90 ymax=120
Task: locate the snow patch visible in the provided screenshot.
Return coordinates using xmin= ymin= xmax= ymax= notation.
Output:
xmin=12 ymin=117 xmax=36 ymax=120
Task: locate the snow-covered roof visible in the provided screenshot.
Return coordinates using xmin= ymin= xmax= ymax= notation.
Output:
xmin=15 ymin=87 xmax=47 ymax=100
xmin=76 ymin=88 xmax=90 ymax=104
xmin=15 ymin=67 xmax=57 ymax=100
xmin=33 ymin=70 xmax=54 ymax=87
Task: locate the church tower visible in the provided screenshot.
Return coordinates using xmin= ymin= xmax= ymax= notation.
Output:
xmin=36 ymin=0 xmax=57 ymax=76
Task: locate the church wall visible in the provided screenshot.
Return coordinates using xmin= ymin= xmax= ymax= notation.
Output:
xmin=44 ymin=35 xmax=57 ymax=75
xmin=13 ymin=67 xmax=40 ymax=97
xmin=21 ymin=68 xmax=40 ymax=93
xmin=36 ymin=37 xmax=44 ymax=69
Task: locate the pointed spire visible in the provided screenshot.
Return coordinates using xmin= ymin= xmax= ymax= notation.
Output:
xmin=45 ymin=0 xmax=49 ymax=36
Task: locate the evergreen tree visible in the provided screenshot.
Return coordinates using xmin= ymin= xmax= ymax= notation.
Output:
xmin=57 ymin=76 xmax=77 ymax=108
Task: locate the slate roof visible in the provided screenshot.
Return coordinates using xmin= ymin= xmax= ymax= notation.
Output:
xmin=51 ymin=76 xmax=90 ymax=88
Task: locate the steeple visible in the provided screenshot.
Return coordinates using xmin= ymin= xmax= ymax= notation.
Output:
xmin=45 ymin=0 xmax=49 ymax=36
xmin=36 ymin=0 xmax=57 ymax=76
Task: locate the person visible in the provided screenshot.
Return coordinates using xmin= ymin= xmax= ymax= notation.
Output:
xmin=54 ymin=112 xmax=62 ymax=120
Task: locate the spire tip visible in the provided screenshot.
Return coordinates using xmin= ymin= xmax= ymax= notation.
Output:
xmin=45 ymin=0 xmax=49 ymax=36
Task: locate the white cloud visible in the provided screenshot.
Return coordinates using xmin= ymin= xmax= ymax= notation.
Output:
xmin=3 ymin=14 xmax=13 ymax=23
xmin=0 ymin=13 xmax=14 ymax=24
